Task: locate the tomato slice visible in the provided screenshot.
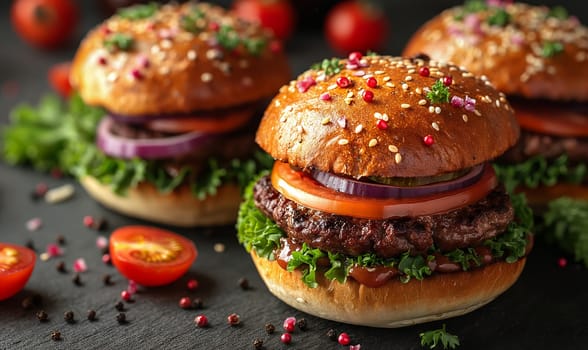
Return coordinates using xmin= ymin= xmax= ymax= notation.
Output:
xmin=0 ymin=243 xmax=36 ymax=301
xmin=109 ymin=226 xmax=197 ymax=287
xmin=271 ymin=161 xmax=497 ymax=219
xmin=48 ymin=61 xmax=73 ymax=98
xmin=512 ymin=100 xmax=588 ymax=137
xmin=146 ymin=108 xmax=254 ymax=134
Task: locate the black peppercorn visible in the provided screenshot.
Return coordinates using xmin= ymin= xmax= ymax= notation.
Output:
xmin=51 ymin=330 xmax=61 ymax=341
xmin=24 ymin=239 xmax=36 ymax=251
xmin=116 ymin=312 xmax=127 ymax=324
xmin=21 ymin=296 xmax=35 ymax=310
xmin=115 ymin=301 xmax=125 ymax=311
xmin=56 ymin=261 xmax=67 ymax=273
xmin=87 ymin=309 xmax=97 ymax=321
xmin=238 ymin=277 xmax=249 ymax=290
xmin=56 ymin=235 xmax=66 ymax=245
xmin=326 ymin=328 xmax=337 ymax=341
xmin=103 ymin=274 xmax=113 ymax=286
xmin=297 ymin=318 xmax=308 ymax=331
xmin=253 ymin=338 xmax=263 ymax=349
xmin=36 ymin=310 xmax=49 ymax=322
xmin=93 ymin=217 xmax=108 ymax=231
xmin=72 ymin=273 xmax=83 ymax=286
xmin=192 ymin=298 xmax=203 ymax=309
xmin=265 ymin=323 xmax=275 ymax=334
xmin=64 ymin=311 xmax=74 ymax=323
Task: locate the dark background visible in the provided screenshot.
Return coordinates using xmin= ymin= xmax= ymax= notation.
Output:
xmin=1 ymin=1 xmax=587 ymax=349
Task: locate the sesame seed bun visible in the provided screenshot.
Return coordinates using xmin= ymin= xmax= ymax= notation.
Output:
xmin=256 ymin=55 xmax=519 ymax=178
xmin=403 ymin=3 xmax=588 ymax=101
xmin=70 ymin=2 xmax=290 ymax=116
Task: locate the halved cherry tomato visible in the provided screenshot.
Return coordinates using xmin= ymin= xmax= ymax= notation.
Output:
xmin=109 ymin=226 xmax=197 ymax=287
xmin=0 ymin=243 xmax=36 ymax=301
xmin=146 ymin=108 xmax=254 ymax=134
xmin=11 ymin=0 xmax=78 ymax=49
xmin=271 ymin=161 xmax=497 ymax=219
xmin=48 ymin=61 xmax=72 ymax=98
xmin=324 ymin=0 xmax=389 ymax=54
xmin=512 ymin=100 xmax=588 ymax=137
xmin=232 ymin=0 xmax=295 ymax=41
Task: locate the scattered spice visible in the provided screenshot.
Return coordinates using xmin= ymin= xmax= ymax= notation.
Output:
xmin=56 ymin=261 xmax=67 ymax=273
xmin=280 ymin=333 xmax=292 ymax=344
xmin=102 ymin=254 xmax=112 ymax=265
xmin=73 ymin=258 xmax=88 ymax=273
xmin=21 ymin=295 xmax=39 ymax=310
xmin=253 ymin=339 xmax=263 ymax=349
xmin=336 ymin=76 xmax=351 ymax=88
xmin=423 ymin=135 xmax=435 ymax=146
xmin=72 ymin=273 xmax=83 ymax=286
xmin=195 ymin=314 xmax=208 ymax=328
xmin=64 ymin=311 xmax=75 ymax=323
xmin=121 ymin=290 xmax=133 ymax=302
xmin=361 ymin=90 xmax=374 ymax=102
xmin=115 ymin=301 xmax=125 ymax=311
xmin=265 ymin=323 xmax=275 ymax=334
xmin=213 ymin=243 xmax=226 ymax=253
xmin=103 ymin=274 xmax=114 ymax=286
xmin=24 ymin=240 xmax=35 ymax=251
xmin=36 ymin=310 xmax=49 ymax=322
xmin=116 ymin=312 xmax=127 ymax=324
xmin=179 ymin=297 xmax=192 ymax=309
xmin=283 ymin=316 xmax=296 ymax=333
xmin=338 ymin=332 xmax=351 ymax=346
xmin=366 ymin=77 xmax=377 ymax=88
xmin=227 ymin=313 xmax=240 ymax=326
xmin=51 ymin=330 xmax=61 ymax=341
xmin=26 ymin=218 xmax=42 ymax=232
xmin=44 ymin=184 xmax=75 ymax=203
xmin=238 ymin=277 xmax=249 ymax=290
xmin=419 ymin=66 xmax=430 ymax=77
xmin=296 ymin=318 xmax=308 ymax=331
xmin=192 ymin=298 xmax=204 ymax=309
xmin=87 ymin=309 xmax=97 ymax=321
xmin=558 ymin=257 xmax=568 ymax=268
xmin=187 ymin=279 xmax=199 ymax=291
xmin=326 ymin=328 xmax=337 ymax=341
xmin=56 ymin=235 xmax=66 ymax=245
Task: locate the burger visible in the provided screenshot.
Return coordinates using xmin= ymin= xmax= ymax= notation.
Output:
xmin=69 ymin=2 xmax=290 ymax=226
xmin=237 ymin=53 xmax=533 ymax=327
xmin=403 ymin=1 xmax=588 ymax=206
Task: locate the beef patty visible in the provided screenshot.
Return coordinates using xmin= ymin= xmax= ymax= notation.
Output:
xmin=253 ymin=175 xmax=514 ymax=258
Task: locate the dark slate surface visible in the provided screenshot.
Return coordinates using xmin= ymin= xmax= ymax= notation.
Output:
xmin=1 ymin=1 xmax=587 ymax=349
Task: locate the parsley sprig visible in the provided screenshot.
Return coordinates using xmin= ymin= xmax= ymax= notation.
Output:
xmin=426 ymin=80 xmax=451 ymax=104
xmin=548 ymin=6 xmax=569 ymax=20
xmin=542 ymin=41 xmax=565 ymax=58
xmin=117 ymin=3 xmax=159 ymax=20
xmin=487 ymin=8 xmax=511 ymax=27
xmin=103 ymin=33 xmax=134 ymax=52
xmin=311 ymin=58 xmax=343 ymax=76
xmin=420 ymin=324 xmax=460 ymax=349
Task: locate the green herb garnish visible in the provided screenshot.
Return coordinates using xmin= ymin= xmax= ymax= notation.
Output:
xmin=487 ymin=8 xmax=511 ymax=27
xmin=117 ymin=3 xmax=159 ymax=20
xmin=455 ymin=0 xmax=487 ymax=20
xmin=103 ymin=33 xmax=134 ymax=52
xmin=541 ymin=41 xmax=565 ymax=58
xmin=540 ymin=198 xmax=588 ymax=267
xmin=445 ymin=248 xmax=481 ymax=271
xmin=420 ymin=324 xmax=460 ymax=349
xmin=426 ymin=80 xmax=451 ymax=104
xmin=311 ymin=58 xmax=343 ymax=76
xmin=548 ymin=6 xmax=569 ymax=20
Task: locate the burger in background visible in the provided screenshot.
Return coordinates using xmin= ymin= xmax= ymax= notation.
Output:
xmin=238 ymin=53 xmax=533 ymax=327
xmin=403 ymin=1 xmax=588 ymax=266
xmin=68 ymin=2 xmax=290 ymax=226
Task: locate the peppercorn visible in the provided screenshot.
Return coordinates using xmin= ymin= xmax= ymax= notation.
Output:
xmin=115 ymin=301 xmax=125 ymax=311
xmin=116 ymin=312 xmax=127 ymax=324
xmin=227 ymin=313 xmax=240 ymax=326
xmin=56 ymin=235 xmax=66 ymax=245
xmin=280 ymin=333 xmax=292 ymax=344
xmin=179 ymin=297 xmax=192 ymax=310
xmin=64 ymin=311 xmax=75 ymax=323
xmin=265 ymin=323 xmax=275 ymax=334
xmin=51 ymin=330 xmax=62 ymax=341
xmin=72 ymin=273 xmax=83 ymax=286
xmin=93 ymin=217 xmax=108 ymax=231
xmin=253 ymin=338 xmax=263 ymax=349
xmin=21 ymin=296 xmax=35 ymax=310
xmin=36 ymin=310 xmax=49 ymax=322
xmin=296 ymin=318 xmax=308 ymax=331
xmin=24 ymin=239 xmax=36 ymax=251
xmin=121 ymin=290 xmax=132 ymax=302
xmin=103 ymin=274 xmax=114 ymax=286
xmin=56 ymin=261 xmax=67 ymax=273
xmin=194 ymin=314 xmax=208 ymax=328
xmin=87 ymin=310 xmax=97 ymax=321
xmin=192 ymin=298 xmax=203 ymax=309
xmin=238 ymin=277 xmax=249 ymax=290
xmin=326 ymin=328 xmax=337 ymax=341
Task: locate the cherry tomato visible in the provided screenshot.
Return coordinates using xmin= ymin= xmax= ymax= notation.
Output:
xmin=48 ymin=62 xmax=73 ymax=98
xmin=109 ymin=226 xmax=197 ymax=287
xmin=270 ymin=161 xmax=497 ymax=219
xmin=511 ymin=100 xmax=588 ymax=138
xmin=324 ymin=0 xmax=389 ymax=54
xmin=0 ymin=243 xmax=36 ymax=301
xmin=233 ymin=0 xmax=295 ymax=41
xmin=11 ymin=0 xmax=78 ymax=49
xmin=146 ymin=108 xmax=254 ymax=134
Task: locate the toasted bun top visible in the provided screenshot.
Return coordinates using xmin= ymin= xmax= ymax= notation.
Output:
xmin=403 ymin=2 xmax=588 ymax=101
xmin=70 ymin=2 xmax=290 ymax=115
xmin=256 ymin=55 xmax=519 ymax=178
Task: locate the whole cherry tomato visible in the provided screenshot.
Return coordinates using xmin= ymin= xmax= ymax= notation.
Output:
xmin=48 ymin=62 xmax=73 ymax=98
xmin=11 ymin=0 xmax=78 ymax=49
xmin=324 ymin=0 xmax=389 ymax=54
xmin=233 ymin=0 xmax=295 ymax=41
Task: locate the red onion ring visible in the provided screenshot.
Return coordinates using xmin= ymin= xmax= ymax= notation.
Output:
xmin=311 ymin=165 xmax=486 ymax=199
xmin=97 ymin=117 xmax=212 ymax=159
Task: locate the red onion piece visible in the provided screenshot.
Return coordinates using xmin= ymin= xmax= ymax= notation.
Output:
xmin=311 ymin=165 xmax=485 ymax=199
xmin=97 ymin=117 xmax=211 ymax=159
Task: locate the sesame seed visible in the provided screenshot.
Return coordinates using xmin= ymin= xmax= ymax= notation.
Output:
xmin=355 ymin=124 xmax=363 ymax=133
xmin=368 ymin=139 xmax=378 ymax=147
xmin=385 ymin=82 xmax=395 ymax=88
xmin=347 ymin=91 xmax=354 ymax=98
xmin=327 ymin=84 xmax=338 ymax=90
xmin=407 ymin=69 xmax=416 ymax=74
xmin=374 ymin=112 xmax=382 ymax=119
xmin=321 ymin=117 xmax=330 ymax=125
xmin=462 ymin=114 xmax=468 ymax=122
xmin=428 ymin=106 xmax=435 ymax=113
xmin=381 ymin=113 xmax=389 ymax=121
xmin=374 ymin=70 xmax=385 ymax=75
xmin=405 ymin=76 xmax=413 ymax=81
xmin=432 ymin=122 xmax=440 ymax=131
xmin=338 ymin=139 xmax=349 ymax=145
xmin=201 ymin=72 xmax=213 ymax=83
xmin=415 ymin=87 xmax=422 ymax=94
xmin=150 ymin=45 xmax=161 ymax=54
xmin=395 ymin=153 xmax=402 ymax=164
xmin=434 ymin=107 xmax=442 ymax=114
xmin=401 ymin=103 xmax=411 ymax=109
xmin=383 ymin=76 xmax=391 ymax=82
xmin=402 ymin=83 xmax=409 ymax=91
xmin=275 ymin=100 xmax=281 ymax=107
xmin=161 ymin=39 xmax=172 ymax=49
xmin=461 ymin=72 xmax=473 ymax=77
xmin=344 ymin=98 xmax=353 ymax=105
xmin=159 ymin=66 xmax=170 ymax=75
xmin=418 ymin=99 xmax=427 ymax=106
xmin=285 ymin=105 xmax=294 ymax=112
xmin=496 ymin=100 xmax=501 ymax=107
xmin=474 ymin=109 xmax=482 ymax=116
xmin=107 ymin=72 xmax=118 ymax=82
xmin=279 ymin=116 xmax=287 ymax=122
xmin=388 ymin=145 xmax=398 ymax=153
xmin=187 ymin=50 xmax=197 ymax=60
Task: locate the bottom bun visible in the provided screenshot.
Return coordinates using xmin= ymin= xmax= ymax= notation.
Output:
xmin=519 ymin=183 xmax=588 ymax=208
xmin=251 ymin=251 xmax=526 ymax=328
xmin=80 ymin=176 xmax=242 ymax=227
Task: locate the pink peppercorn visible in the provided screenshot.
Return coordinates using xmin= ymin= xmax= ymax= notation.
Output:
xmin=73 ymin=258 xmax=88 ymax=273
xmin=131 ymin=69 xmax=144 ymax=80
xmin=442 ymin=76 xmax=453 ymax=86
xmin=121 ymin=290 xmax=132 ymax=302
xmin=336 ymin=76 xmax=351 ymax=88
xmin=338 ymin=332 xmax=351 ymax=346
xmin=227 ymin=313 xmax=240 ymax=326
xmin=195 ymin=315 xmax=208 ymax=328
xmin=187 ymin=279 xmax=199 ymax=291
xmin=83 ymin=215 xmax=94 ymax=228
xmin=558 ymin=257 xmax=568 ymax=268
xmin=366 ymin=77 xmax=377 ymax=88
xmin=320 ymin=92 xmax=331 ymax=101
xmin=419 ymin=66 xmax=430 ymax=77
xmin=423 ymin=134 xmax=435 ymax=146
xmin=348 ymin=51 xmax=362 ymax=62
xmin=280 ymin=333 xmax=292 ymax=344
xmin=102 ymin=254 xmax=111 ymax=265
xmin=179 ymin=297 xmax=192 ymax=309
xmin=376 ymin=119 xmax=388 ymax=130
xmin=362 ymin=90 xmax=374 ymax=102
xmin=283 ymin=316 xmax=296 ymax=333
